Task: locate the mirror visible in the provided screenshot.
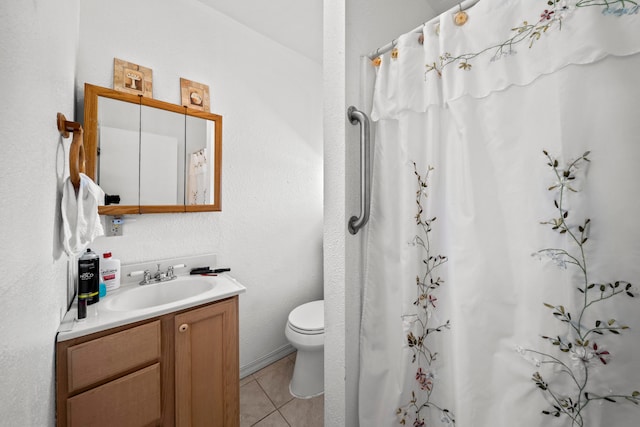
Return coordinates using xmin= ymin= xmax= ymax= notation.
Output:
xmin=97 ymin=96 xmax=140 ymax=206
xmin=140 ymin=104 xmax=186 ymax=206
xmin=84 ymin=83 xmax=222 ymax=214
xmin=186 ymin=115 xmax=218 ymax=208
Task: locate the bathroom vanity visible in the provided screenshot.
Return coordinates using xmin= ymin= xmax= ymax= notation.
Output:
xmin=55 ymin=272 xmax=245 ymax=427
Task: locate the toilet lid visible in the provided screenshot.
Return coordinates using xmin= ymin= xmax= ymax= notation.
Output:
xmin=288 ymin=300 xmax=324 ymax=332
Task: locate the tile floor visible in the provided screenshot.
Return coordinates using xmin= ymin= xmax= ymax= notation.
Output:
xmin=240 ymin=352 xmax=324 ymax=427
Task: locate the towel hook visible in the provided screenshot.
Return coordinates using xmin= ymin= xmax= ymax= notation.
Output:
xmin=57 ymin=112 xmax=81 ymax=138
xmin=57 ymin=113 xmax=85 ymax=192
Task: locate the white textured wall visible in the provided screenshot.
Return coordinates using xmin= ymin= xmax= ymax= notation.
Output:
xmin=76 ymin=0 xmax=323 ymax=371
xmin=324 ymin=0 xmax=439 ymax=425
xmin=323 ymin=0 xmax=347 ymax=424
xmin=0 ymin=1 xmax=79 ymax=425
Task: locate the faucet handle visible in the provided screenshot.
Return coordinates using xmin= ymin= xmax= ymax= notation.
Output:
xmin=129 ymin=269 xmax=152 ymax=285
xmin=166 ymin=264 xmax=186 ymax=279
xmin=129 ymin=269 xmax=149 ymax=277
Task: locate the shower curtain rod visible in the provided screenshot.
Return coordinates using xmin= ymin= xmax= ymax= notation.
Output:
xmin=366 ymin=0 xmax=481 ymax=59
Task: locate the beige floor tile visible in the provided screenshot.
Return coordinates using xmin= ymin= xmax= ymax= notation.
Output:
xmin=255 ymin=357 xmax=296 ymax=408
xmin=279 ymin=395 xmax=324 ymax=427
xmin=253 ymin=411 xmax=290 ymax=427
xmin=253 ymin=354 xmax=292 ymax=380
xmin=240 ymin=379 xmax=276 ymax=427
xmin=240 ymin=374 xmax=255 ymax=387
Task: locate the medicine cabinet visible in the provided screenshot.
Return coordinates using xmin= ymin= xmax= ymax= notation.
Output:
xmin=83 ymin=83 xmax=222 ymax=214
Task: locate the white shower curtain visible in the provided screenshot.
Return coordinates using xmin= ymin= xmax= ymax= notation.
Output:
xmin=359 ymin=1 xmax=640 ymax=426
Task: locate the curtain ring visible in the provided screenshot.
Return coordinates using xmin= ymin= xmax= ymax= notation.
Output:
xmin=454 ymin=3 xmax=469 ymax=26
xmin=390 ymin=39 xmax=399 ymax=58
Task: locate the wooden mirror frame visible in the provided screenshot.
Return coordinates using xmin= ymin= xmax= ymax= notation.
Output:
xmin=84 ymin=83 xmax=222 ymax=214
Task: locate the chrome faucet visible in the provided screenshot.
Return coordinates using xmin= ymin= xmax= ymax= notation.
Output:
xmin=153 ymin=263 xmax=168 ymax=281
xmin=129 ymin=263 xmax=186 ymax=285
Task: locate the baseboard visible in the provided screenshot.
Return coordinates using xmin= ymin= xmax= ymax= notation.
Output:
xmin=240 ymin=343 xmax=296 ymax=379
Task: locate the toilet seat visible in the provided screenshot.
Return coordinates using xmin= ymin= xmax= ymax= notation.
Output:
xmin=287 ymin=300 xmax=324 ymax=335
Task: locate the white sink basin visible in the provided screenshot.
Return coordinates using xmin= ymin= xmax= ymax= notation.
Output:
xmin=105 ymin=277 xmax=215 ymax=311
xmin=58 ymin=262 xmax=246 ymax=342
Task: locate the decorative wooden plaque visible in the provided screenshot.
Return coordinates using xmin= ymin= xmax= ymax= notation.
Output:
xmin=113 ymin=58 xmax=153 ymax=98
xmin=180 ymin=78 xmax=210 ymax=112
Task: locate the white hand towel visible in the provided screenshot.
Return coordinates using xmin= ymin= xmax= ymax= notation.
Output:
xmin=61 ymin=173 xmax=105 ymax=256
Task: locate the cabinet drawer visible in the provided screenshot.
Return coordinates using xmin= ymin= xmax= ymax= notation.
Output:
xmin=67 ymin=320 xmax=161 ymax=393
xmin=67 ymin=363 xmax=161 ymax=427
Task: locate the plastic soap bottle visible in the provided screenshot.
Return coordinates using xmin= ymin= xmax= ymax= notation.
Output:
xmin=100 ymin=252 xmax=121 ymax=292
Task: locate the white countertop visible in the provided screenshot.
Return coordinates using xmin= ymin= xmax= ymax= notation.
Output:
xmin=57 ymin=273 xmax=246 ymax=342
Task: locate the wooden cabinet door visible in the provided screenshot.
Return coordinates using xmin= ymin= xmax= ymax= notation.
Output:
xmin=174 ymin=297 xmax=239 ymax=427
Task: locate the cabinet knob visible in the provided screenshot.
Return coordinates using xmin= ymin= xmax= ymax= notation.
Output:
xmin=179 ymin=324 xmax=189 ymax=332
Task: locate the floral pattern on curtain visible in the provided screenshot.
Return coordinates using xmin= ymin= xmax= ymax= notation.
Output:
xmin=359 ymin=1 xmax=640 ymax=426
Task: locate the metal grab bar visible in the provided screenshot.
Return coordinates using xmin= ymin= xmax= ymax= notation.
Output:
xmin=347 ymin=106 xmax=371 ymax=235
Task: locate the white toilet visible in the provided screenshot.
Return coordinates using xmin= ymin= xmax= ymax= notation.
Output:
xmin=285 ymin=300 xmax=324 ymax=398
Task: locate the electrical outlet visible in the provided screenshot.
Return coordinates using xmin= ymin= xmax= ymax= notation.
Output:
xmin=106 ymin=216 xmax=123 ymax=236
